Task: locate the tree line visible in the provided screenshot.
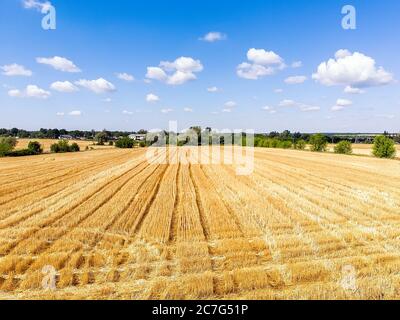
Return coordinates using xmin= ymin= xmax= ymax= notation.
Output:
xmin=0 ymin=128 xmax=148 ymax=140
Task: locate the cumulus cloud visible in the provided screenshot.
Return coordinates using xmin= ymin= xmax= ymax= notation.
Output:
xmin=36 ymin=56 xmax=81 ymax=73
xmin=207 ymin=86 xmax=220 ymax=92
xmin=224 ymin=101 xmax=237 ymax=108
xmin=279 ymin=99 xmax=296 ymax=107
xmin=23 ymin=0 xmax=52 ymax=12
xmin=161 ymin=108 xmax=173 ymax=114
xmin=331 ymin=106 xmax=345 ymax=112
xmin=222 ymin=109 xmax=232 ymax=113
xmin=291 ymin=61 xmax=303 ymax=68
xmin=299 ymin=105 xmax=320 ymax=112
xmin=284 ymin=75 xmax=307 ymax=84
xmin=199 ymin=32 xmax=227 ymax=42
xmin=50 ymin=81 xmax=78 ymax=93
xmin=237 ymin=48 xmax=285 ymax=80
xmin=75 ymin=78 xmax=116 ymax=94
xmin=69 ymin=110 xmax=81 ymax=116
xmin=344 ymin=86 xmax=365 ymax=94
xmin=279 ymin=99 xmax=320 ymax=112
xmin=56 ymin=112 xmax=65 ymax=116
xmin=336 ymin=98 xmax=353 ymax=106
xmin=1 ymin=64 xmax=32 ymax=76
xmin=116 ymin=72 xmax=134 ymax=81
xmin=331 ymin=98 xmax=352 ymax=111
xmin=312 ymin=50 xmax=394 ymax=87
xmin=262 ymin=106 xmax=277 ymax=114
xmin=146 ymin=93 xmax=160 ymax=103
xmin=146 ymin=57 xmax=203 ymax=85
xmin=8 ymin=89 xmax=23 ymax=98
xmin=8 ymin=85 xmax=51 ymax=99
xmin=183 ymin=107 xmax=193 ymax=112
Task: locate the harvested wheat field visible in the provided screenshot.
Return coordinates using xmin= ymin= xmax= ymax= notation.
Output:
xmin=326 ymin=144 xmax=400 ymax=157
xmin=0 ymin=147 xmax=400 ymax=300
xmin=16 ymin=139 xmax=114 ymax=152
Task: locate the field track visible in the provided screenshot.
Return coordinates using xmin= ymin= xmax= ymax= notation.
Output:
xmin=0 ymin=147 xmax=400 ymax=300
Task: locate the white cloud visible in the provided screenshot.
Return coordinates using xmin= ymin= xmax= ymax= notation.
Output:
xmin=50 ymin=81 xmax=78 ymax=93
xmin=146 ymin=67 xmax=167 ymax=81
xmin=75 ymin=78 xmax=116 ymax=94
xmin=262 ymin=106 xmax=277 ymax=114
xmin=207 ymin=86 xmax=220 ymax=92
xmin=103 ymin=98 xmax=112 ymax=102
xmin=183 ymin=107 xmax=193 ymax=112
xmin=199 ymin=32 xmax=227 ymax=42
xmin=122 ymin=110 xmax=134 ymax=115
xmin=69 ymin=110 xmax=81 ymax=116
xmin=161 ymin=108 xmax=173 ymax=114
xmin=23 ymin=0 xmax=52 ymax=12
xmin=56 ymin=112 xmax=65 ymax=116
xmin=8 ymin=89 xmax=23 ymax=98
xmin=222 ymin=109 xmax=232 ymax=113
xmin=247 ymin=48 xmax=284 ymax=65
xmin=336 ymin=98 xmax=352 ymax=106
xmin=237 ymin=48 xmax=285 ymax=80
xmin=284 ymin=75 xmax=307 ymax=84
xmin=167 ymin=70 xmax=196 ymax=85
xmin=1 ymin=64 xmax=32 ymax=76
xmin=279 ymin=99 xmax=296 ymax=107
xmin=344 ymin=86 xmax=365 ymax=94
xmin=146 ymin=93 xmax=160 ymax=103
xmin=116 ymin=72 xmax=134 ymax=81
xmin=313 ymin=50 xmax=394 ymax=87
xmin=237 ymin=63 xmax=274 ymax=80
xmin=299 ymin=105 xmax=320 ymax=112
xmin=279 ymin=99 xmax=320 ymax=112
xmin=224 ymin=101 xmax=237 ymax=108
xmin=8 ymin=85 xmax=51 ymax=99
xmin=291 ymin=61 xmax=303 ymax=68
xmin=335 ymin=49 xmax=352 ymax=59
xmin=146 ymin=57 xmax=203 ymax=85
xmin=274 ymin=88 xmax=283 ymax=93
xmin=331 ymin=105 xmax=345 ymax=112
xmin=36 ymin=56 xmax=81 ymax=73
xmin=331 ymin=99 xmax=352 ymax=112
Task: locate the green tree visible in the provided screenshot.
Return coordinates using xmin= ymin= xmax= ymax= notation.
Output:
xmin=294 ymin=139 xmax=306 ymax=150
xmin=69 ymin=143 xmax=80 ymax=152
xmin=373 ymin=135 xmax=396 ymax=158
xmin=334 ymin=141 xmax=352 ymax=154
xmin=115 ymin=137 xmax=134 ymax=149
xmin=0 ymin=137 xmax=17 ymax=155
xmin=50 ymin=140 xmax=71 ymax=153
xmin=27 ymin=141 xmax=43 ymax=154
xmin=309 ymin=134 xmax=328 ymax=152
xmin=95 ymin=131 xmax=109 ymax=145
xmin=279 ymin=140 xmax=293 ymax=149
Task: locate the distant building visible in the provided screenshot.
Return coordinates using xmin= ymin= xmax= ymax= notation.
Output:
xmin=59 ymin=135 xmax=73 ymax=140
xmin=129 ymin=134 xmax=146 ymax=141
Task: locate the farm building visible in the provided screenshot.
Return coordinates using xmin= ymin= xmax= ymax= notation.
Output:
xmin=128 ymin=134 xmax=146 ymax=141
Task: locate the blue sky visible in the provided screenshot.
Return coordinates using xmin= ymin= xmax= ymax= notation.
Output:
xmin=0 ymin=0 xmax=399 ymax=132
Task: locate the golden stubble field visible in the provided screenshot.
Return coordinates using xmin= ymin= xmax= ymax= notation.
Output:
xmin=16 ymin=139 xmax=114 ymax=152
xmin=0 ymin=147 xmax=400 ymax=300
